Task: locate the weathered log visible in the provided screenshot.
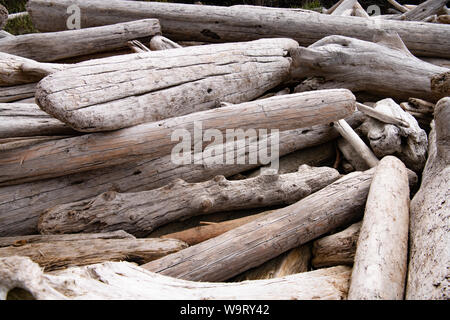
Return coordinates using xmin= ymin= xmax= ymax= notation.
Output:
xmin=36 ymin=38 xmax=298 ymax=132
xmin=0 ymin=83 xmax=36 ymax=103
xmin=149 ymin=35 xmax=181 ymax=50
xmin=0 ymin=30 xmax=13 ymax=39
xmin=127 ymin=40 xmax=150 ymax=53
xmin=231 ymin=244 xmax=312 ymax=282
xmin=142 ymin=169 xmax=416 ymax=282
xmin=359 ymin=98 xmax=428 ymax=172
xmin=312 ymin=222 xmax=361 ymax=268
xmin=0 ymin=103 xmax=77 ymax=138
xmin=406 ymin=97 xmax=450 ymax=300
xmin=387 ymin=0 xmax=409 ymax=13
xmin=0 ymin=238 xmax=187 ymax=271
xmin=0 ymin=135 xmax=71 ymax=152
xmin=0 ymin=230 xmax=134 ymax=248
xmin=356 ymin=102 xmax=410 ymax=128
xmin=431 ymin=70 xmax=450 ymax=96
xmin=0 ymin=257 xmax=351 ymax=300
xmin=337 ymin=138 xmax=370 ymax=171
xmin=26 ymin=0 xmax=450 ymax=58
xmin=0 ymin=89 xmax=355 ymax=186
xmin=352 ymin=2 xmax=369 ymax=18
xmin=330 ymin=0 xmax=357 ymax=16
xmin=160 ymin=211 xmax=271 ymax=246
xmin=39 ymin=166 xmax=341 ymax=236
xmin=348 ymin=156 xmax=410 ymax=300
xmin=0 ymin=112 xmax=365 ymax=236
xmin=0 ymin=19 xmax=161 ymax=62
xmin=398 ymin=0 xmax=448 ymax=21
xmin=291 ymin=32 xmax=450 ymax=102
xmin=0 ymin=5 xmax=7 ymax=30
xmin=437 ymin=14 xmax=450 ymax=23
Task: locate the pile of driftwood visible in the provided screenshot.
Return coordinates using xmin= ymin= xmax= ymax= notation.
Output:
xmin=0 ymin=0 xmax=448 ymax=300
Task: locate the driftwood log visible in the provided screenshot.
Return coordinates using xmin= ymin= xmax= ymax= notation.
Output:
xmin=26 ymin=0 xmax=450 ymax=58
xmin=143 ymin=169 xmax=416 ymax=282
xmin=291 ymin=32 xmax=450 ymax=102
xmin=0 ymin=257 xmax=351 ymax=300
xmin=0 ymin=112 xmax=365 ymax=236
xmin=337 ymin=138 xmax=370 ymax=171
xmin=39 ymin=166 xmax=341 ymax=236
xmin=0 ymin=237 xmax=187 ymax=271
xmin=311 ymin=222 xmax=361 ymax=268
xmin=0 ymin=19 xmax=161 ymax=62
xmin=406 ymin=97 xmax=450 ymax=300
xmin=397 ymin=0 xmax=449 ymax=21
xmin=0 ymin=103 xmax=77 ymax=138
xmin=0 ymin=83 xmax=36 ymax=103
xmin=348 ymin=156 xmax=410 ymax=300
xmin=149 ymin=35 xmax=181 ymax=50
xmin=36 ymin=38 xmax=298 ymax=132
xmin=0 ymin=89 xmax=355 ymax=186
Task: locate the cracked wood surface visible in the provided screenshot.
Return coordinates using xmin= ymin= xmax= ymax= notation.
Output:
xmin=36 ymin=38 xmax=298 ymax=132
xmin=27 ymin=0 xmax=450 ymax=58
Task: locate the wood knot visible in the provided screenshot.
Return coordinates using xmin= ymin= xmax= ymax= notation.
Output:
xmin=196 ymin=197 xmax=214 ymax=212
xmin=102 ymin=191 xmax=117 ymax=201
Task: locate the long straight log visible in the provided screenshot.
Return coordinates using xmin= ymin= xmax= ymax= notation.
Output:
xmin=38 ymin=165 xmax=340 ymax=236
xmin=348 ymin=156 xmax=410 ymax=300
xmin=26 ymin=0 xmax=450 ymax=58
xmin=0 ymin=103 xmax=77 ymax=138
xmin=0 ymin=257 xmax=352 ymax=300
xmin=0 ymin=83 xmax=36 ymax=103
xmin=0 ymin=19 xmax=161 ymax=62
xmin=0 ymin=238 xmax=187 ymax=271
xmin=35 ymin=38 xmax=298 ymax=132
xmin=406 ymin=97 xmax=450 ymax=300
xmin=0 ymin=112 xmax=365 ymax=236
xmin=398 ymin=0 xmax=448 ymax=21
xmin=0 ymin=89 xmax=355 ymax=186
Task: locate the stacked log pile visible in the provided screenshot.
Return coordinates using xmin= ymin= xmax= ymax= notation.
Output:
xmin=0 ymin=0 xmax=448 ymax=301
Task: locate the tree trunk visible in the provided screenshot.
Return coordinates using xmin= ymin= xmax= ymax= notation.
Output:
xmin=291 ymin=32 xmax=450 ymax=102
xmin=0 ymin=19 xmax=161 ymax=62
xmin=406 ymin=97 xmax=450 ymax=300
xmin=26 ymin=0 xmax=450 ymax=58
xmin=39 ymin=166 xmax=341 ymax=236
xmin=0 ymin=238 xmax=187 ymax=271
xmin=0 ymin=103 xmax=77 ymax=138
xmin=0 ymin=89 xmax=355 ymax=186
xmin=0 ymin=112 xmax=365 ymax=236
xmin=0 ymin=256 xmax=352 ymax=300
xmin=312 ymin=221 xmax=361 ymax=268
xmin=348 ymin=156 xmax=410 ymax=300
xmin=36 ymin=38 xmax=298 ymax=132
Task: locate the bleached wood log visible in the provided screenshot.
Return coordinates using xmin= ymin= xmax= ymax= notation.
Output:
xmin=420 ymin=57 xmax=450 ymax=69
xmin=359 ymin=98 xmax=428 ymax=172
xmin=431 ymin=71 xmax=450 ymax=96
xmin=337 ymin=138 xmax=370 ymax=171
xmin=231 ymin=244 xmax=311 ymax=282
xmin=352 ymin=2 xmax=369 ymax=18
xmin=334 ymin=119 xmax=379 ymax=168
xmin=406 ymin=97 xmax=450 ymax=300
xmin=291 ymin=32 xmax=450 ymax=102
xmin=0 ymin=103 xmax=76 ymax=138
xmin=149 ymin=35 xmax=182 ymax=50
xmin=142 ymin=169 xmax=416 ymax=282
xmin=0 ymin=256 xmax=352 ymax=300
xmin=312 ymin=222 xmax=361 ymax=268
xmin=26 ymin=0 xmax=450 ymax=58
xmin=0 ymin=112 xmax=365 ymax=236
xmin=348 ymin=156 xmax=410 ymax=300
xmin=0 ymin=238 xmax=187 ymax=271
xmin=0 ymin=135 xmax=71 ymax=152
xmin=387 ymin=0 xmax=409 ymax=13
xmin=36 ymin=38 xmax=298 ymax=132
xmin=398 ymin=0 xmax=448 ymax=21
xmin=0 ymin=230 xmax=134 ymax=247
xmin=325 ymin=0 xmax=345 ymax=14
xmin=0 ymin=5 xmax=7 ymax=30
xmin=0 ymin=89 xmax=355 ymax=186
xmin=0 ymin=19 xmax=161 ymax=62
xmin=0 ymin=30 xmax=13 ymax=39
xmin=0 ymin=83 xmax=36 ymax=103
xmin=127 ymin=40 xmax=150 ymax=53
xmin=39 ymin=166 xmax=341 ymax=236
xmin=356 ymin=102 xmax=410 ymax=128
xmin=330 ymin=0 xmax=357 ymax=16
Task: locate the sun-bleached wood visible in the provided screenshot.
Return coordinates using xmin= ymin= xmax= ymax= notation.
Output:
xmin=398 ymin=0 xmax=448 ymax=21
xmin=0 ymin=89 xmax=355 ymax=186
xmin=330 ymin=0 xmax=357 ymax=16
xmin=291 ymin=32 xmax=450 ymax=102
xmin=406 ymin=97 xmax=450 ymax=300
xmin=348 ymin=156 xmax=410 ymax=300
xmin=39 ymin=166 xmax=340 ymax=236
xmin=0 ymin=112 xmax=365 ymax=236
xmin=0 ymin=257 xmax=352 ymax=300
xmin=0 ymin=19 xmax=161 ymax=62
xmin=312 ymin=222 xmax=361 ymax=268
xmin=387 ymin=0 xmax=409 ymax=13
xmin=0 ymin=83 xmax=36 ymax=103
xmin=36 ymin=38 xmax=298 ymax=132
xmin=0 ymin=103 xmax=76 ymax=138
xmin=149 ymin=35 xmax=181 ymax=50
xmin=356 ymin=102 xmax=409 ymax=128
xmin=26 ymin=0 xmax=450 ymax=58
xmin=337 ymin=138 xmax=370 ymax=171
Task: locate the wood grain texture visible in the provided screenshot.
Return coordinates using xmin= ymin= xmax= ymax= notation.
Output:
xmin=0 ymin=256 xmax=352 ymax=300
xmin=27 ymin=0 xmax=450 ymax=58
xmin=36 ymin=38 xmax=298 ymax=131
xmin=0 ymin=89 xmax=355 ymax=186
xmin=0 ymin=83 xmax=36 ymax=103
xmin=38 ymin=165 xmax=340 ymax=236
xmin=0 ymin=19 xmax=161 ymax=62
